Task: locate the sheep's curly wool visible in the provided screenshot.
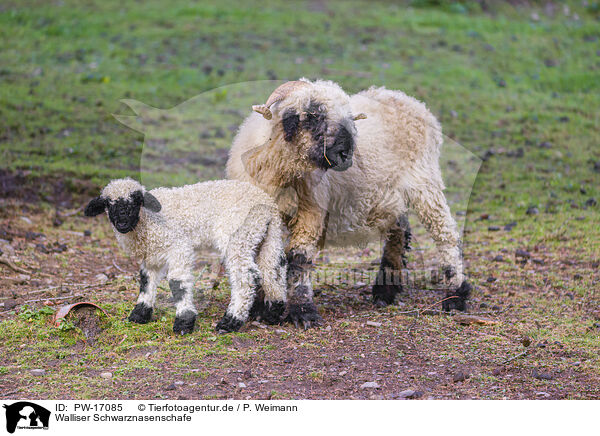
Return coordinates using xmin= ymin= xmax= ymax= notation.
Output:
xmin=88 ymin=178 xmax=287 ymax=334
xmin=227 ymin=78 xmax=470 ymax=324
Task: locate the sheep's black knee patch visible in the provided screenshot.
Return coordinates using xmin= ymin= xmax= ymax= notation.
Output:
xmin=128 ymin=303 xmax=153 ymax=324
xmin=173 ymin=311 xmax=196 ymax=335
xmin=442 ymin=280 xmax=472 ymax=312
xmin=139 ymin=269 xmax=149 ymax=293
xmin=216 ymin=313 xmax=244 ymax=333
xmin=169 ymin=279 xmax=186 ymax=302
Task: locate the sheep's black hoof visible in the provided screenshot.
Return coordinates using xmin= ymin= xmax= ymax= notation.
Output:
xmin=260 ymin=301 xmax=286 ymax=325
xmin=173 ymin=311 xmax=196 ymax=335
xmin=216 ymin=313 xmax=244 ymax=333
xmin=285 ymin=302 xmax=322 ymax=330
xmin=372 ymin=283 xmax=402 ymax=307
xmin=442 ymin=280 xmax=472 ymax=312
xmin=128 ymin=303 xmax=153 ymax=324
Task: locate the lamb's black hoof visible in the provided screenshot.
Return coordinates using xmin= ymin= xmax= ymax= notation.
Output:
xmin=259 ymin=301 xmax=286 ymax=325
xmin=128 ymin=303 xmax=153 ymax=324
xmin=173 ymin=311 xmax=196 ymax=335
xmin=442 ymin=280 xmax=472 ymax=312
xmin=216 ymin=313 xmax=244 ymax=333
xmin=285 ymin=302 xmax=322 ymax=330
xmin=372 ymin=283 xmax=402 ymax=307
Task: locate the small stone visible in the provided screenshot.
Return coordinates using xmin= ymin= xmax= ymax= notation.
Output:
xmin=338 ymin=370 xmax=347 ymax=376
xmin=526 ymin=206 xmax=539 ymax=215
xmin=492 ymin=255 xmax=503 ymax=262
xmin=95 ymin=273 xmax=109 ymax=284
xmin=360 ymin=381 xmax=380 ymax=389
xmin=165 ymin=383 xmax=177 ymax=391
xmin=84 ymin=230 xmax=92 ymax=237
xmin=30 ymin=369 xmax=46 ymax=376
xmin=283 ymin=358 xmax=293 ymax=364
xmin=538 ymin=142 xmax=552 ymax=149
xmin=324 ymin=325 xmax=332 ymax=332
xmin=174 ymin=381 xmax=184 ymax=386
xmin=238 ymin=382 xmax=246 ymax=388
xmin=585 ymin=198 xmax=597 ymax=207
xmin=20 ymin=216 xmax=33 ymax=225
xmin=535 ymin=391 xmax=550 ymax=398
xmin=488 ymin=226 xmax=501 ymax=231
xmin=453 ymin=371 xmax=471 ymax=383
xmin=275 ymin=329 xmax=287 ymax=334
xmin=366 ymin=321 xmax=382 ymax=327
xmin=504 ymin=222 xmax=517 ymax=231
xmin=486 ymin=277 xmax=497 ymax=283
xmin=521 ymin=337 xmax=532 ymax=347
xmin=515 ymin=249 xmax=531 ymax=259
xmin=532 ymin=369 xmax=554 ymax=381
xmin=100 ymin=372 xmax=113 ymax=379
xmin=398 ymin=389 xmax=416 ymax=398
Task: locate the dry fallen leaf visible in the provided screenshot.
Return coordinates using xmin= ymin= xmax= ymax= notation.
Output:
xmin=453 ymin=315 xmax=499 ymax=326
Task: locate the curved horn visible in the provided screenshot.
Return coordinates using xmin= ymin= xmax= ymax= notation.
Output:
xmin=252 ymin=81 xmax=310 ymax=120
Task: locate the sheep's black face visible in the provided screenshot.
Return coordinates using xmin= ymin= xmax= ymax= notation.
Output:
xmin=282 ymin=101 xmax=356 ymax=172
xmin=108 ymin=191 xmax=143 ymax=234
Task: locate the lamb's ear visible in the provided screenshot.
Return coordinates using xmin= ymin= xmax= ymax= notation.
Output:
xmin=282 ymin=108 xmax=300 ymax=142
xmin=84 ymin=197 xmax=107 ymax=217
xmin=143 ymin=192 xmax=161 ymax=212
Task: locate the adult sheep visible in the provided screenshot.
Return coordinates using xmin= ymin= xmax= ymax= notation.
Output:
xmin=226 ymin=78 xmax=472 ymax=327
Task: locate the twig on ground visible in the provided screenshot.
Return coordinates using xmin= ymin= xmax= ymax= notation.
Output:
xmin=0 ymin=257 xmax=30 ymax=275
xmin=501 ymin=350 xmax=529 ymax=365
xmin=60 ymin=205 xmax=84 ymax=217
xmin=112 ymin=260 xmax=127 ymax=274
xmin=22 ymin=294 xmax=84 ymax=305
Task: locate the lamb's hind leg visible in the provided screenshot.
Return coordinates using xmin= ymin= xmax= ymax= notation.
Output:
xmin=167 ymin=255 xmax=198 ymax=335
xmin=372 ymin=215 xmax=411 ymax=307
xmin=129 ymin=264 xmax=162 ymax=324
xmin=216 ymin=258 xmax=259 ymax=333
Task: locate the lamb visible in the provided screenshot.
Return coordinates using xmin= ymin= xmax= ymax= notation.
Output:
xmin=84 ymin=177 xmax=287 ymax=334
xmin=227 ymin=78 xmax=472 ymax=328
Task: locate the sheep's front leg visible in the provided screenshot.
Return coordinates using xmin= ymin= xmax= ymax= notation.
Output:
xmin=407 ymin=185 xmax=472 ymax=311
xmin=129 ymin=265 xmax=162 ymax=324
xmin=284 ymin=188 xmax=326 ymax=329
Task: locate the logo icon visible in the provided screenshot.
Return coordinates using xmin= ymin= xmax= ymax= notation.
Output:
xmin=3 ymin=402 xmax=50 ymax=434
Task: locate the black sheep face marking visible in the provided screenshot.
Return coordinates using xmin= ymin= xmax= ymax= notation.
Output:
xmin=107 ymin=190 xmax=144 ymax=234
xmin=282 ymin=100 xmax=356 ymax=172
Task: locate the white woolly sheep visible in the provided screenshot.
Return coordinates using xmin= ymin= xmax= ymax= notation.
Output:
xmin=227 ymin=78 xmax=472 ymax=328
xmin=84 ymin=178 xmax=287 ymax=334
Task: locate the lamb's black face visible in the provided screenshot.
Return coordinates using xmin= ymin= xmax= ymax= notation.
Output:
xmin=107 ymin=191 xmax=143 ymax=234
xmin=282 ymin=100 xmax=356 ymax=172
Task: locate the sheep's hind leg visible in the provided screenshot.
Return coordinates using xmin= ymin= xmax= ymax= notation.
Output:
xmin=129 ymin=265 xmax=161 ymax=324
xmin=216 ymin=262 xmax=260 ymax=333
xmin=372 ymin=215 xmax=411 ymax=307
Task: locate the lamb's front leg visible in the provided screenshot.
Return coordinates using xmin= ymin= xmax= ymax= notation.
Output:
xmin=129 ymin=265 xmax=162 ymax=324
xmin=407 ymin=184 xmax=472 ymax=311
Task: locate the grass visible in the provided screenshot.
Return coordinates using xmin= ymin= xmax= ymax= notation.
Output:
xmin=0 ymin=0 xmax=599 ymax=399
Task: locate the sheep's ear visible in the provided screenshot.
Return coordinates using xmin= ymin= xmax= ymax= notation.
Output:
xmin=143 ymin=192 xmax=161 ymax=212
xmin=84 ymin=197 xmax=106 ymax=217
xmin=282 ymin=109 xmax=300 ymax=142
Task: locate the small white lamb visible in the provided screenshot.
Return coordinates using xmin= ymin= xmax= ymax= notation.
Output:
xmin=84 ymin=177 xmax=287 ymax=334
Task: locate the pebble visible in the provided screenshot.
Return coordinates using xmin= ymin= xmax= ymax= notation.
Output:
xmin=366 ymin=321 xmax=382 ymax=327
xmin=20 ymin=216 xmax=33 ymax=225
xmin=174 ymin=381 xmax=184 ymax=386
xmin=488 ymin=226 xmax=501 ymax=231
xmin=360 ymin=381 xmax=380 ymax=389
xmin=338 ymin=371 xmax=347 ymax=376
xmin=238 ymin=382 xmax=246 ymax=388
xmin=100 ymin=372 xmax=113 ymax=379
xmin=398 ymin=389 xmax=416 ymax=398
xmin=95 ymin=273 xmax=109 ymax=284
xmin=492 ymin=255 xmax=503 ymax=262
xmin=275 ymin=329 xmax=287 ymax=334
xmin=30 ymin=369 xmax=46 ymax=376
xmin=535 ymin=391 xmax=550 ymax=398
xmin=515 ymin=249 xmax=531 ymax=259
xmin=453 ymin=371 xmax=471 ymax=383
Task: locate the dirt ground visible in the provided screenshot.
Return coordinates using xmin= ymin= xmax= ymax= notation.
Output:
xmin=1 ymin=190 xmax=599 ymax=400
